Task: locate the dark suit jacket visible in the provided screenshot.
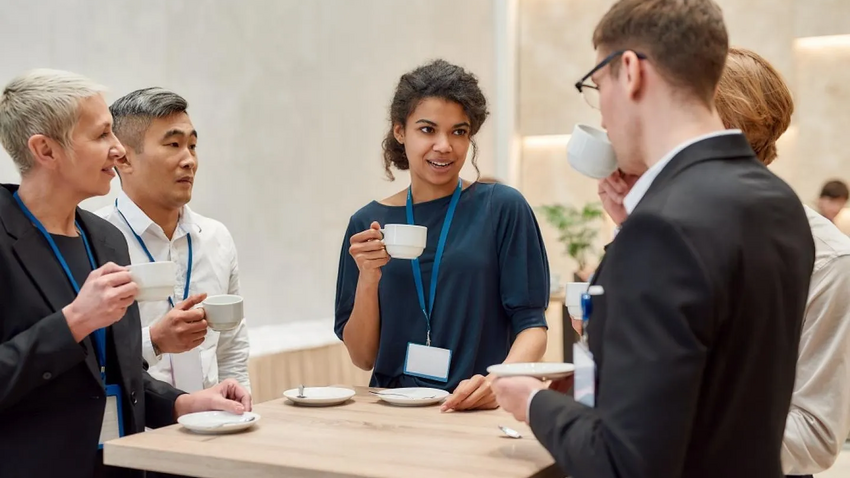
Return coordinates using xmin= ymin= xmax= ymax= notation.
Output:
xmin=0 ymin=184 xmax=184 ymax=478
xmin=529 ymin=134 xmax=815 ymax=478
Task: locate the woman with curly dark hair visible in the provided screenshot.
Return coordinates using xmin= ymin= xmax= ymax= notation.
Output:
xmin=334 ymin=59 xmax=550 ymax=411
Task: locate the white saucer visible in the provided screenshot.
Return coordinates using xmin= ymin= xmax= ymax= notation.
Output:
xmin=372 ymin=387 xmax=450 ymax=407
xmin=486 ymin=362 xmax=575 ymax=380
xmin=177 ymin=411 xmax=260 ymax=434
xmin=283 ymin=386 xmax=355 ymax=407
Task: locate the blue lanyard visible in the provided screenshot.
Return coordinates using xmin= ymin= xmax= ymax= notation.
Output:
xmin=13 ymin=192 xmax=108 ymax=383
xmin=114 ymin=199 xmax=192 ymax=308
xmin=580 ymin=292 xmax=592 ymax=342
xmin=405 ymin=179 xmax=462 ymax=346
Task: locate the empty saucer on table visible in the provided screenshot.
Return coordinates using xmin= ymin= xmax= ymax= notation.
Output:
xmin=372 ymin=387 xmax=450 ymax=407
xmin=486 ymin=362 xmax=575 ymax=380
xmin=283 ymin=387 xmax=355 ymax=407
xmin=177 ymin=411 xmax=260 ymax=435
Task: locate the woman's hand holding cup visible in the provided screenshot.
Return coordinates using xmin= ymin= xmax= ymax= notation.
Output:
xmin=349 ymin=221 xmax=390 ymax=284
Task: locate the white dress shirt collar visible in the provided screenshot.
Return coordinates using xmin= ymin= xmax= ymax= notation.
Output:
xmin=623 ymin=129 xmax=743 ymax=214
xmin=115 ymin=190 xmax=195 ymax=242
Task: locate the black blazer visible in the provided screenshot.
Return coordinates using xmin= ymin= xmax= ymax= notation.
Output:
xmin=529 ymin=134 xmax=815 ymax=478
xmin=0 ymin=184 xmax=184 ymax=478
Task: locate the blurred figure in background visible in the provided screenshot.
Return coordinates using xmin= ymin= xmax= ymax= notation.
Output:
xmin=817 ymin=179 xmax=849 ymax=223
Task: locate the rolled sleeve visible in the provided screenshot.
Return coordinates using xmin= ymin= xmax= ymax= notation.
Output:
xmin=214 ymin=234 xmax=252 ymax=392
xmin=215 ymin=319 xmax=251 ymax=393
xmin=781 ymin=253 xmax=850 ymax=475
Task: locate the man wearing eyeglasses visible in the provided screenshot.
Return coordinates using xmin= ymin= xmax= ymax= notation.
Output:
xmin=492 ymin=1 xmax=815 ymax=478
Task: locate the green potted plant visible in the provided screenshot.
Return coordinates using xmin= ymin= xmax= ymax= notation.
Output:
xmin=537 ymin=202 xmax=605 ymax=282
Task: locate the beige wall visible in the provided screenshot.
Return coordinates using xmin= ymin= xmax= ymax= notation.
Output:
xmin=3 ymin=0 xmax=848 ymax=326
xmin=0 ymin=0 xmax=499 ymax=327
xmin=518 ymin=0 xmax=850 ymax=281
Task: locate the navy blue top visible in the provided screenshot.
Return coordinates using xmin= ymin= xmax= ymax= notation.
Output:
xmin=334 ymin=182 xmax=550 ymax=392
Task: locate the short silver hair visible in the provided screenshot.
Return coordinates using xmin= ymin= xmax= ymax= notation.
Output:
xmin=110 ymin=88 xmax=188 ymax=153
xmin=0 ymin=69 xmax=106 ymax=175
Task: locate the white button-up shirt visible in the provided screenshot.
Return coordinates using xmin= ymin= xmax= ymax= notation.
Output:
xmin=782 ymin=206 xmax=850 ymax=475
xmin=97 ymin=192 xmax=251 ymax=392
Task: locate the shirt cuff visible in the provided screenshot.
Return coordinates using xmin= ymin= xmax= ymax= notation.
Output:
xmin=527 ymin=388 xmax=542 ymax=422
xmin=142 ymin=326 xmax=163 ymax=367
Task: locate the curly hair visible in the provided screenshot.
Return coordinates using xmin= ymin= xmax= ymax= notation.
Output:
xmin=382 ymin=59 xmax=489 ymax=180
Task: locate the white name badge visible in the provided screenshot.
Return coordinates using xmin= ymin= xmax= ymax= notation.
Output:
xmin=404 ymin=343 xmax=451 ymax=382
xmin=573 ymin=342 xmax=596 ymax=407
xmin=99 ymin=384 xmax=125 ymax=448
xmin=171 ymin=347 xmax=204 ymax=393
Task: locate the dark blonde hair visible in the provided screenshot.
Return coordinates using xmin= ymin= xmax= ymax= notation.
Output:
xmin=715 ymin=47 xmax=794 ymax=165
xmin=592 ymin=0 xmax=728 ymax=106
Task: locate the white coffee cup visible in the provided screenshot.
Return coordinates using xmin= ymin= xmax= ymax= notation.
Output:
xmin=202 ymin=294 xmax=244 ymax=331
xmin=565 ymin=282 xmax=589 ymax=318
xmin=567 ymin=124 xmax=618 ymax=179
xmin=128 ymin=261 xmax=176 ymax=302
xmin=381 ymin=224 xmax=427 ymax=260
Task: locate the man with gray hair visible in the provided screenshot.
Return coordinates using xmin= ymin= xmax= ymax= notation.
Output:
xmin=0 ymin=70 xmax=252 ymax=478
xmin=97 ymin=88 xmax=251 ymax=394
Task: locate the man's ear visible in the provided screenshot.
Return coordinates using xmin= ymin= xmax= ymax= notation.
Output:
xmin=621 ymin=51 xmax=645 ymax=101
xmin=115 ymin=151 xmax=134 ymax=176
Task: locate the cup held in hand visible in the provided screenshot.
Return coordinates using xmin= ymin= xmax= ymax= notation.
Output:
xmin=567 ymin=124 xmax=618 ymax=179
xmin=202 ymin=294 xmax=244 ymax=331
xmin=565 ymin=282 xmax=589 ymax=318
xmin=128 ymin=261 xmax=176 ymax=302
xmin=380 ymin=224 xmax=427 ymax=260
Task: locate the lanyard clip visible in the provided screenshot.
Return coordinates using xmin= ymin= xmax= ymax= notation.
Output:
xmin=580 ymin=293 xmax=592 ymax=323
xmin=426 ymin=330 xmax=431 ymax=347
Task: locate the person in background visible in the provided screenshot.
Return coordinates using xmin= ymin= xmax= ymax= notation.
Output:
xmin=491 ymin=1 xmax=815 ymax=477
xmin=713 ymin=46 xmax=850 ymax=478
xmin=335 ymin=59 xmax=549 ymax=411
xmin=97 ymin=88 xmax=250 ymax=394
xmin=0 ymin=69 xmax=250 ymax=478
xmin=816 ymin=179 xmax=848 ymax=223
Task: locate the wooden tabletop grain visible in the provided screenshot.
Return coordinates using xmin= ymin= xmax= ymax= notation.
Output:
xmin=103 ymin=386 xmax=561 ymax=478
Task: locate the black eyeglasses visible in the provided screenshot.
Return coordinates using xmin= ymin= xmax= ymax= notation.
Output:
xmin=574 ymin=50 xmax=648 ymax=109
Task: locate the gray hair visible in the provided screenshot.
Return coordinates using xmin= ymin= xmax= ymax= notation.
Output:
xmin=0 ymin=69 xmax=106 ymax=175
xmin=110 ymin=88 xmax=188 ymax=153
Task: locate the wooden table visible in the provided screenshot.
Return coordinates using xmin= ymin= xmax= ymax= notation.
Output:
xmin=104 ymin=387 xmax=561 ymax=478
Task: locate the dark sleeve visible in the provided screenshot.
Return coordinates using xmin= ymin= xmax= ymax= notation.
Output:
xmin=334 ymin=218 xmax=360 ymax=341
xmin=494 ymin=186 xmax=550 ymax=334
xmin=529 ymin=213 xmax=714 ymax=478
xmin=0 ymin=310 xmax=87 ymax=412
xmin=142 ymin=362 xmax=185 ymax=429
